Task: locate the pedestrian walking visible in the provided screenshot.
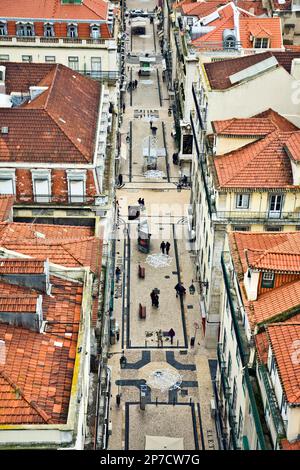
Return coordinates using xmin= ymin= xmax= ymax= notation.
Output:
xmin=122 ymin=103 xmax=125 ymax=113
xmin=175 ymin=282 xmax=186 ymax=298
xmin=168 ymin=328 xmax=175 ymax=345
xmin=141 ymin=198 xmax=145 ymax=206
xmin=150 ymin=120 xmax=153 ymax=129
xmin=165 ymin=241 xmax=171 ymax=255
xmin=150 ymin=290 xmax=156 ymax=306
xmin=118 ymin=173 xmax=123 ymax=186
xmin=134 ymin=79 xmax=138 ymax=88
xmin=160 ymin=241 xmax=166 ymax=254
xmin=116 ymin=266 xmax=121 ymax=282
xmin=116 ymin=331 xmax=120 ymax=342
xmin=153 ymin=294 xmax=159 ymax=308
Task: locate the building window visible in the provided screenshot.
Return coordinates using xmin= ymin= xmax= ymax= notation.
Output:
xmin=236 ymin=193 xmax=250 ymax=209
xmin=254 ymin=37 xmax=269 ymax=48
xmin=90 ymin=25 xmax=100 ymax=39
xmin=269 ymin=194 xmax=283 ymax=218
xmin=0 ymin=171 xmax=15 ymax=195
xmin=232 ymin=225 xmax=250 ymax=231
xmin=91 ymin=57 xmax=101 ymax=77
xmin=182 ymin=134 xmax=193 ymax=154
xmin=44 ymin=23 xmax=55 ymax=37
xmin=32 ymin=170 xmax=51 ymax=203
xmin=67 ymin=171 xmax=86 ymax=203
xmin=0 ymin=55 xmax=9 ymax=61
xmin=68 ymin=56 xmax=79 ymax=71
xmin=67 ymin=24 xmax=78 ymax=38
xmin=264 ymin=225 xmax=283 ymax=232
xmin=261 ymin=272 xmax=275 ymax=288
xmin=223 ymin=330 xmax=227 ymax=354
xmin=22 ymin=55 xmax=32 ymax=63
xmin=232 ymin=378 xmax=237 ymax=412
xmin=227 ymin=352 xmax=232 ymax=379
xmin=0 ymin=22 xmax=7 ymax=36
xmin=208 ymin=246 xmax=211 ymax=263
xmin=45 ymin=56 xmax=56 ymax=63
xmin=17 ymin=22 xmax=34 ymax=37
xmin=236 ymin=345 xmax=240 ymax=367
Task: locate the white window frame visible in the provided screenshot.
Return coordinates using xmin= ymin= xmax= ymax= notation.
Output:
xmin=31 ymin=170 xmax=51 ymax=203
xmin=90 ymin=24 xmax=101 ymax=39
xmin=22 ymin=55 xmax=32 ymax=63
xmin=236 ymin=193 xmax=250 ymax=209
xmin=44 ymin=22 xmax=55 ymax=38
xmin=45 ymin=56 xmax=56 ymax=63
xmin=0 ymin=22 xmax=7 ymax=36
xmin=17 ymin=22 xmax=35 ymax=37
xmin=0 ymin=170 xmax=16 ymax=195
xmin=254 ymin=37 xmax=269 ymax=49
xmin=67 ymin=170 xmax=86 ymax=204
xmin=67 ymin=23 xmax=78 ymax=38
xmin=68 ymin=56 xmax=79 ymax=71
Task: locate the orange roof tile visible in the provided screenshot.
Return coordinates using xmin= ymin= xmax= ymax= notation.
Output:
xmin=267 ymin=323 xmax=300 ymax=404
xmin=0 ymin=294 xmax=38 ymax=313
xmin=284 ymin=132 xmax=300 ymax=162
xmin=213 ymin=127 xmax=300 ymax=189
xmin=281 ymin=438 xmax=300 ymax=450
xmin=0 ymin=63 xmax=101 ymax=164
xmin=0 ymin=276 xmax=83 ymax=424
xmin=229 ymin=231 xmax=300 ymax=278
xmin=239 ymin=17 xmax=283 ymax=49
xmin=212 ymin=109 xmax=297 ymax=136
xmin=0 ymin=222 xmax=101 ymax=273
xmin=0 ymin=0 xmax=108 ymax=21
xmin=255 ymin=331 xmax=269 ymax=364
xmin=0 ymin=258 xmax=45 ymax=274
xmin=0 ymin=195 xmax=14 ymax=222
xmin=248 ymin=250 xmax=300 ymax=273
xmin=182 ymin=1 xmax=225 ymax=17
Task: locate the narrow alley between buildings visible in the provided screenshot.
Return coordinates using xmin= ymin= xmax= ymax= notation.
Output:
xmin=105 ymin=0 xmax=219 ymax=451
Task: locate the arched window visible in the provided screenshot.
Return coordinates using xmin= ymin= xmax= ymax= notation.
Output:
xmin=67 ymin=24 xmax=78 ymax=38
xmin=44 ymin=23 xmax=54 ymax=37
xmin=0 ymin=22 xmax=7 ymax=36
xmin=90 ymin=25 xmax=100 ymax=39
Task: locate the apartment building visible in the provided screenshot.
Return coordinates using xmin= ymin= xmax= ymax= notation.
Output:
xmin=0 ymin=62 xmax=115 ymax=228
xmin=0 ymin=0 xmax=118 ymax=78
xmin=189 ymin=108 xmax=300 ymax=347
xmin=0 ymin=221 xmax=103 ymax=448
xmin=216 ymin=230 xmax=300 ymax=450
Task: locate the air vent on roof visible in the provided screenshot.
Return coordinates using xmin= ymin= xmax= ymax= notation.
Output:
xmin=1 ymin=127 xmax=8 ymax=134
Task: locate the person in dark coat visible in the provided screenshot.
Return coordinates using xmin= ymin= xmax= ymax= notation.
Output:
xmin=153 ymin=294 xmax=159 ymax=308
xmin=116 ymin=266 xmax=121 ymax=282
xmin=122 ymin=103 xmax=125 ymax=113
xmin=175 ymin=282 xmax=186 ymax=297
xmin=134 ymin=79 xmax=138 ymax=88
xmin=160 ymin=241 xmax=166 ymax=254
xmin=165 ymin=242 xmax=171 ymax=255
xmin=150 ymin=290 xmax=156 ymax=306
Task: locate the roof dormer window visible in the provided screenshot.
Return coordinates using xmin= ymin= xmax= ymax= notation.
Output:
xmin=44 ymin=22 xmax=54 ymax=38
xmin=67 ymin=23 xmax=78 ymax=38
xmin=261 ymin=271 xmax=275 ymax=288
xmin=0 ymin=22 xmax=7 ymax=37
xmin=253 ymin=37 xmax=269 ymax=49
xmin=90 ymin=24 xmax=100 ymax=39
xmin=16 ymin=22 xmax=35 ymax=37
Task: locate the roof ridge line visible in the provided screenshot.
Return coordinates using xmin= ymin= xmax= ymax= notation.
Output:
xmin=0 ymin=370 xmax=52 ymax=424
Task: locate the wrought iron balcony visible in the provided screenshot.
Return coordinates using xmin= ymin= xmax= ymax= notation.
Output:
xmin=0 ymin=35 xmax=108 ymax=46
xmin=215 ymin=210 xmax=300 ymax=223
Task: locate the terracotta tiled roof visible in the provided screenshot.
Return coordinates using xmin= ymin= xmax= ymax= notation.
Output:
xmin=182 ymin=1 xmax=225 ymax=16
xmin=284 ymin=132 xmax=300 ymax=162
xmin=239 ymin=17 xmax=283 ymax=49
xmin=0 ymin=276 xmax=83 ymax=424
xmin=213 ymin=109 xmax=298 ymax=136
xmin=0 ymin=294 xmax=38 ymax=313
xmin=235 ymin=0 xmax=266 ymax=15
xmin=281 ymin=438 xmax=300 ymax=450
xmin=0 ymin=222 xmax=101 ymax=273
xmin=248 ymin=250 xmax=300 ymax=273
xmin=0 ymin=195 xmax=14 ymax=222
xmin=0 ymin=63 xmax=101 ymax=164
xmin=0 ymin=0 xmax=108 ymax=21
xmin=214 ymin=130 xmax=297 ymax=189
xmin=203 ymin=51 xmax=273 ymax=89
xmin=0 ymin=258 xmax=45 ymax=274
xmin=266 ymin=323 xmax=300 ymax=404
xmin=246 ymin=280 xmax=300 ymax=326
xmin=255 ymin=331 xmax=269 ymax=364
xmin=229 ymin=231 xmax=300 ymax=278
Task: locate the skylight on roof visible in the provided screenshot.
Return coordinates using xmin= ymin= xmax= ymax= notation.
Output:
xmin=35 ymin=231 xmax=45 ymax=239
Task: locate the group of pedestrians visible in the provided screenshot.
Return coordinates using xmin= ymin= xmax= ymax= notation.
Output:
xmin=138 ymin=197 xmax=145 ymax=207
xmin=160 ymin=241 xmax=171 ymax=255
xmin=128 ymin=79 xmax=138 ymax=91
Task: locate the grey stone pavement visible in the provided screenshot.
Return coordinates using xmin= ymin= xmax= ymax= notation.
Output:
xmin=107 ymin=0 xmax=218 ymax=451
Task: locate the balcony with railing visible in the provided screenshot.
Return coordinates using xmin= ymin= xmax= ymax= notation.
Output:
xmin=0 ymin=35 xmax=108 ymax=47
xmin=214 ymin=210 xmax=300 ymax=224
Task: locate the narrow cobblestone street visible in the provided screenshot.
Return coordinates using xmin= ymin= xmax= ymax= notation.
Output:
xmin=107 ymin=0 xmax=218 ymax=451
